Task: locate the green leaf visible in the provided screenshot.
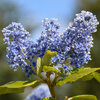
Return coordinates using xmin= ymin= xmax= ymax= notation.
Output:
xmin=93 ymin=72 xmax=100 ymax=83
xmin=82 ymin=72 xmax=100 ymax=83
xmin=43 ymin=66 xmax=61 ymax=74
xmin=0 ymin=80 xmax=42 ymax=95
xmin=41 ymin=50 xmax=57 ymax=66
xmin=42 ymin=97 xmax=55 ymax=100
xmin=36 ymin=57 xmax=42 ymax=75
xmin=82 ymin=73 xmax=94 ymax=81
xmin=56 ymin=68 xmax=100 ymax=86
xmin=68 ymin=95 xmax=97 ymax=100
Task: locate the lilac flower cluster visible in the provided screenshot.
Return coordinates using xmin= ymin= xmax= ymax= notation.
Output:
xmin=27 ymin=18 xmax=60 ymax=58
xmin=2 ymin=11 xmax=99 ymax=77
xmin=51 ymin=11 xmax=99 ymax=68
xmin=2 ymin=22 xmax=34 ymax=77
xmin=26 ymin=84 xmax=51 ymax=100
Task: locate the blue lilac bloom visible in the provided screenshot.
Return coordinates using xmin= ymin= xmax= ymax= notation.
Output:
xmin=63 ymin=10 xmax=99 ymax=68
xmin=28 ymin=18 xmax=60 ymax=57
xmin=2 ymin=22 xmax=35 ymax=77
xmin=2 ymin=11 xmax=99 ymax=77
xmin=26 ymin=84 xmax=51 ymax=100
xmin=51 ymin=10 xmax=99 ymax=69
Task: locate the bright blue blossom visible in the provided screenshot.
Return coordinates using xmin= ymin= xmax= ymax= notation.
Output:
xmin=63 ymin=10 xmax=99 ymax=68
xmin=29 ymin=18 xmax=60 ymax=57
xmin=26 ymin=84 xmax=51 ymax=100
xmin=2 ymin=22 xmax=35 ymax=77
xmin=2 ymin=11 xmax=99 ymax=77
xmin=51 ymin=10 xmax=99 ymax=68
xmin=2 ymin=22 xmax=29 ymax=69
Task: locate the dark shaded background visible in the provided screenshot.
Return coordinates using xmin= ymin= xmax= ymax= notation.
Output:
xmin=0 ymin=0 xmax=100 ymax=100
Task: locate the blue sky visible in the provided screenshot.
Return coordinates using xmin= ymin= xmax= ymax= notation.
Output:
xmin=16 ymin=0 xmax=77 ymax=23
xmin=13 ymin=0 xmax=78 ymax=40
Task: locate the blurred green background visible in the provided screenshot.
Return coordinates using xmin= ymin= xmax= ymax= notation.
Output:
xmin=0 ymin=0 xmax=100 ymax=100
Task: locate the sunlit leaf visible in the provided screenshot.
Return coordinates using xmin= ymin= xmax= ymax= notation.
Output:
xmin=0 ymin=80 xmax=42 ymax=95
xmin=82 ymin=73 xmax=94 ymax=81
xmin=68 ymin=95 xmax=97 ymax=100
xmin=41 ymin=50 xmax=57 ymax=66
xmin=93 ymin=72 xmax=100 ymax=83
xmin=43 ymin=66 xmax=61 ymax=74
xmin=36 ymin=57 xmax=42 ymax=75
xmin=42 ymin=97 xmax=55 ymax=100
xmin=82 ymin=72 xmax=100 ymax=83
xmin=56 ymin=68 xmax=100 ymax=86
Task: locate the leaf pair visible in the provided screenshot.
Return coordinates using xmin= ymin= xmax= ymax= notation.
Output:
xmin=36 ymin=50 xmax=58 ymax=75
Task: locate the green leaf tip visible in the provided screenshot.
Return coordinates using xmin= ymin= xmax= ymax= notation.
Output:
xmin=93 ymin=72 xmax=100 ymax=83
xmin=82 ymin=71 xmax=100 ymax=83
xmin=56 ymin=68 xmax=100 ymax=87
xmin=68 ymin=95 xmax=97 ymax=100
xmin=42 ymin=97 xmax=55 ymax=100
xmin=82 ymin=73 xmax=94 ymax=81
xmin=0 ymin=80 xmax=42 ymax=95
xmin=43 ymin=66 xmax=61 ymax=74
xmin=41 ymin=50 xmax=57 ymax=66
xmin=36 ymin=57 xmax=42 ymax=75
